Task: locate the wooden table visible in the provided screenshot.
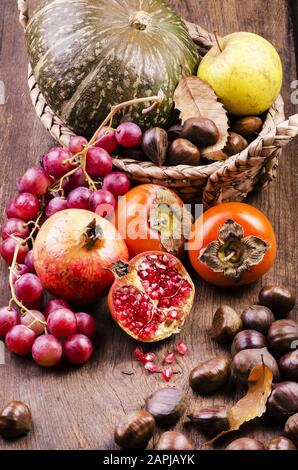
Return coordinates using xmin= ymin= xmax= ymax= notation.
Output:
xmin=0 ymin=0 xmax=297 ymax=451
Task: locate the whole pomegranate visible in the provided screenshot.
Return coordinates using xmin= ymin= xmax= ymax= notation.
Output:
xmin=33 ymin=209 xmax=128 ymax=304
xmin=108 ymin=251 xmax=195 ymax=342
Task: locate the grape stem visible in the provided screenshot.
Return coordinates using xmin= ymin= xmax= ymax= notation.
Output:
xmin=49 ymin=92 xmax=164 ymax=196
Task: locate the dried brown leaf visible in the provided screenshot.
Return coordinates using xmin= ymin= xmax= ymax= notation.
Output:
xmin=206 ymin=364 xmax=273 ymax=445
xmin=174 ymin=76 xmax=229 ymax=155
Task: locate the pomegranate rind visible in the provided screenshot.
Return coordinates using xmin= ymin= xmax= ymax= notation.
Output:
xmin=108 ymin=251 xmax=195 ymax=343
xmin=33 ymin=209 xmax=129 ymax=304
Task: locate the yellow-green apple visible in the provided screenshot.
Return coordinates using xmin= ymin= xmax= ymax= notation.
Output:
xmin=198 ymin=32 xmax=283 ymax=115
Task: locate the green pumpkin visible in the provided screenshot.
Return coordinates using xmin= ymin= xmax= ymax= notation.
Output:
xmin=26 ymin=0 xmax=199 ymax=137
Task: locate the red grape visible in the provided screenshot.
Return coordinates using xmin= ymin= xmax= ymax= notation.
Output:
xmin=0 ymin=307 xmax=19 ymax=336
xmin=0 ymin=237 xmax=29 ymax=264
xmin=47 ymin=308 xmax=77 ymax=338
xmin=6 ymin=197 xmax=17 ymax=218
xmin=44 ymin=298 xmax=71 ymax=318
xmin=86 ymin=148 xmax=113 ymax=178
xmin=75 ymin=312 xmax=96 ymax=339
xmin=32 ymin=335 xmax=62 ymax=367
xmin=14 ymin=273 xmax=43 ymax=304
xmin=63 ymin=334 xmax=93 ymax=364
xmin=17 ymin=167 xmax=52 ymax=195
xmin=89 ymin=189 xmax=117 ymax=218
xmin=95 ymin=127 xmax=118 ymax=153
xmin=24 ymin=250 xmax=35 ymax=272
xmin=68 ymin=168 xmax=88 ymax=189
xmin=68 ymin=136 xmax=88 ymax=155
xmin=22 ymin=296 xmax=44 ymax=311
xmin=42 ymin=148 xmax=73 ymax=179
xmin=5 ymin=324 xmax=35 ymax=355
xmin=45 ymin=197 xmax=68 ymax=218
xmin=67 ymin=187 xmax=91 ymax=210
xmin=1 ymin=218 xmax=29 ymax=240
xmin=116 ymin=122 xmax=142 ymax=148
xmin=12 ymin=193 xmax=40 ymax=221
xmin=21 ymin=310 xmax=46 ymax=336
xmin=102 ymin=172 xmax=130 ymax=197
xmin=10 ymin=263 xmax=32 ymax=284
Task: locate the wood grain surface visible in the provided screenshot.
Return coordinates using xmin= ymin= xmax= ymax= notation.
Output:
xmin=0 ymin=0 xmax=297 ymax=450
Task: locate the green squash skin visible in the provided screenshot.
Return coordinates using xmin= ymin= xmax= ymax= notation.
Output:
xmin=26 ymin=0 xmax=200 ymax=137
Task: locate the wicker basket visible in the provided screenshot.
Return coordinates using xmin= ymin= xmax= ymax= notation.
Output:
xmin=18 ymin=0 xmax=298 ymax=208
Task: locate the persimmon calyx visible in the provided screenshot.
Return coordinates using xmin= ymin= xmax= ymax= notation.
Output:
xmin=200 ymin=219 xmax=269 ymax=282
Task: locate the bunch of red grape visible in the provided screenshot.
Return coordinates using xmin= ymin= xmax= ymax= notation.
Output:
xmin=0 ymin=121 xmax=143 ymax=367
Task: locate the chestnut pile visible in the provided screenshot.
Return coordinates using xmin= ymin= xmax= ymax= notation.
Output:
xmin=188 ymin=284 xmax=298 ymax=450
xmin=137 ymin=115 xmax=262 ymax=167
xmin=114 ymin=284 xmax=297 ymax=450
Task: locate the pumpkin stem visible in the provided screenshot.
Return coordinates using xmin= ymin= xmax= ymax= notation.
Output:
xmin=129 ymin=11 xmax=152 ymax=30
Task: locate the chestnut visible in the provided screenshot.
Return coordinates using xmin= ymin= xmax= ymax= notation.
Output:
xmin=267 ymin=436 xmax=296 ymax=450
xmin=189 ymin=356 xmax=230 ymax=394
xmin=203 ymin=150 xmax=228 ymax=161
xmin=232 ymin=347 xmax=280 ymax=383
xmin=224 ymin=131 xmax=248 ymax=156
xmin=240 ymin=305 xmax=275 ymax=334
xmin=142 ymin=127 xmax=168 ymax=167
xmin=230 ymin=116 xmax=263 ymax=137
xmin=231 ymin=330 xmax=267 ymax=357
xmin=114 ymin=410 xmax=155 ymax=449
xmin=167 ymin=124 xmax=183 ymax=142
xmin=279 ymin=351 xmax=298 ymax=381
xmin=226 ymin=437 xmax=265 ymax=450
xmin=0 ymin=400 xmax=32 ymax=439
xmin=181 ymin=117 xmax=219 ymax=148
xmin=167 ymin=138 xmax=201 ymax=166
xmin=145 ymin=387 xmax=185 ymax=426
xmin=155 ymin=431 xmax=193 ymax=450
xmin=284 ymin=413 xmax=298 ymax=446
xmin=267 ymin=381 xmax=298 ymax=421
xmin=268 ymin=319 xmax=298 ymax=355
xmin=259 ymin=285 xmax=296 ymax=318
xmin=188 ymin=405 xmax=229 ymax=436
xmin=210 ymin=305 xmax=242 ymax=343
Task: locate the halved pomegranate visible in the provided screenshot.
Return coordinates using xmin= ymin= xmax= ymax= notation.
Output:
xmin=33 ymin=209 xmax=129 ymax=304
xmin=108 ymin=252 xmax=195 ymax=342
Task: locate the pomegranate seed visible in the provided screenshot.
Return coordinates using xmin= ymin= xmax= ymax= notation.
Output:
xmin=134 ymin=346 xmax=144 ymax=362
xmin=145 ymin=362 xmax=158 ymax=373
xmin=164 ymin=352 xmax=176 ymax=364
xmin=142 ymin=352 xmax=156 ymax=364
xmin=176 ymin=342 xmax=188 ymax=355
xmin=162 ymin=366 xmax=174 ymax=382
xmin=167 ymin=310 xmax=180 ymax=321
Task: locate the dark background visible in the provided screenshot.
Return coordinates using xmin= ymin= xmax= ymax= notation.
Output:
xmin=0 ymin=0 xmax=297 ymax=450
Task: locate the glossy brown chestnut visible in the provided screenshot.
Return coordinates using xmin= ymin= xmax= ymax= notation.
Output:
xmin=224 ymin=132 xmax=248 ymax=156
xmin=145 ymin=387 xmax=185 ymax=426
xmin=0 ymin=401 xmax=32 ymax=439
xmin=226 ymin=437 xmax=265 ymax=450
xmin=240 ymin=305 xmax=275 ymax=335
xmin=279 ymin=351 xmax=298 ymax=381
xmin=267 ymin=436 xmax=297 ymax=450
xmin=181 ymin=117 xmax=219 ymax=148
xmin=142 ymin=127 xmax=168 ymax=167
xmin=230 ymin=116 xmax=263 ymax=137
xmin=268 ymin=319 xmax=298 ymax=355
xmin=188 ymin=405 xmax=229 ymax=436
xmin=267 ymin=381 xmax=298 ymax=421
xmin=231 ymin=330 xmax=267 ymax=357
xmin=203 ymin=150 xmax=228 ymax=161
xmin=167 ymin=124 xmax=183 ymax=142
xmin=210 ymin=305 xmax=242 ymax=344
xmin=114 ymin=410 xmax=155 ymax=449
xmin=259 ymin=285 xmax=296 ymax=318
xmin=284 ymin=412 xmax=298 ymax=446
xmin=189 ymin=356 xmax=230 ymax=394
xmin=232 ymin=347 xmax=280 ymax=383
xmin=155 ymin=431 xmax=193 ymax=450
xmin=167 ymin=138 xmax=201 ymax=166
